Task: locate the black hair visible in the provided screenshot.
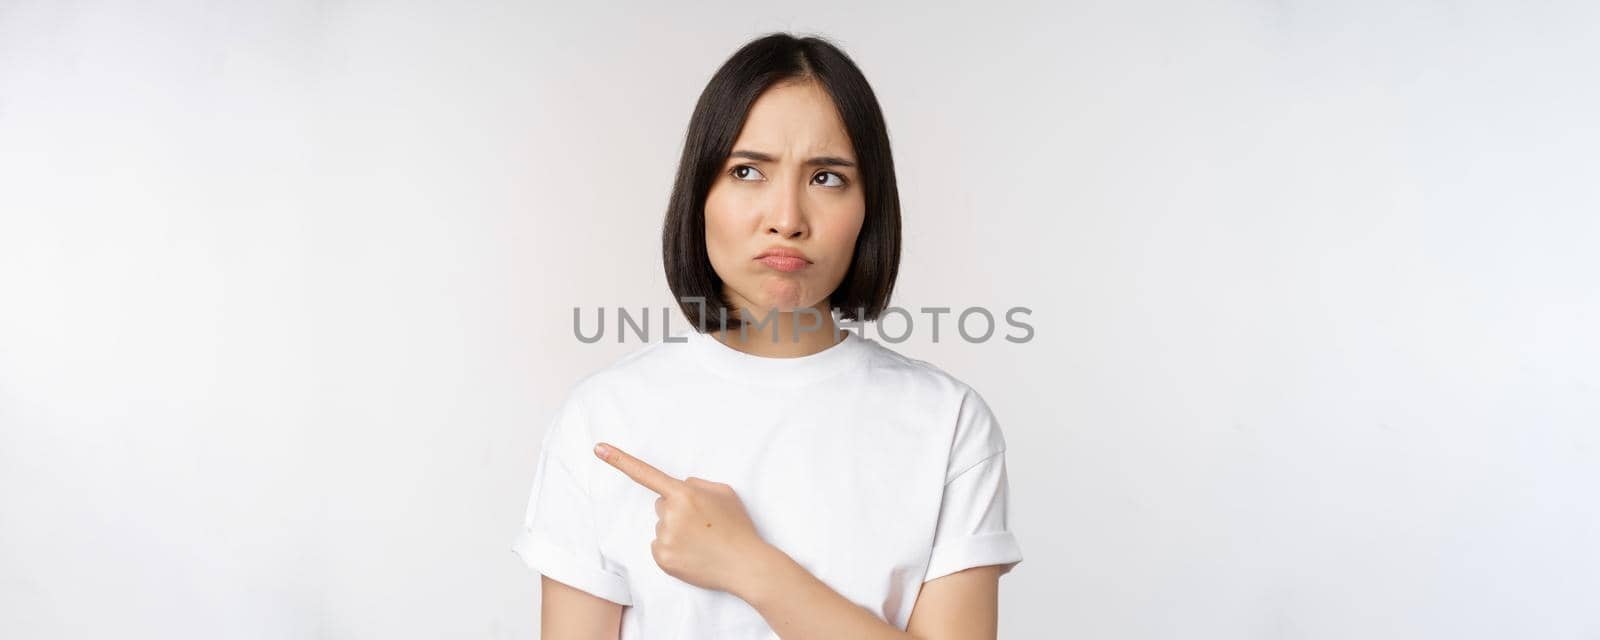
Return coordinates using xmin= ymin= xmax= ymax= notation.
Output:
xmin=661 ymin=32 xmax=902 ymax=333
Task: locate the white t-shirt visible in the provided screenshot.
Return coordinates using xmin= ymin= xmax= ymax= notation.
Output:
xmin=511 ymin=327 xmax=1022 ymax=637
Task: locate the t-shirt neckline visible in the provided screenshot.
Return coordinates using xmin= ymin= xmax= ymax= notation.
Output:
xmin=682 ymin=326 xmax=868 ymax=387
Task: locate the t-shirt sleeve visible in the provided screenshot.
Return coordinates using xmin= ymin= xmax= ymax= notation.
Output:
xmin=510 ymin=392 xmax=633 ymax=606
xmin=924 ymin=386 xmax=1024 ymax=583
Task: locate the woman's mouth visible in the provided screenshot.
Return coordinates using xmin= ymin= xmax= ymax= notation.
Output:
xmin=756 ymin=255 xmax=809 ymax=272
xmin=754 ymin=246 xmax=812 ymax=272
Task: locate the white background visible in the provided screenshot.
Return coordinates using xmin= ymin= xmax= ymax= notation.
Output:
xmin=2 ymin=1 xmax=1597 ymax=638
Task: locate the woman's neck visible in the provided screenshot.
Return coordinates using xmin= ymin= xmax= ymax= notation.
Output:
xmin=712 ymin=304 xmax=843 ymax=358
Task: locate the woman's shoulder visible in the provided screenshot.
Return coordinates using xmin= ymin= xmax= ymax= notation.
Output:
xmin=856 ymin=337 xmax=1008 ymax=471
xmin=854 ymin=334 xmax=988 ymax=401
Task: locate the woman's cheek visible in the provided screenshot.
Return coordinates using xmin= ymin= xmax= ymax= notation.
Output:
xmin=702 ymin=206 xmax=740 ymax=273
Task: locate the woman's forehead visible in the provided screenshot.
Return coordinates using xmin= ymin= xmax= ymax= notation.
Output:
xmin=733 ymin=83 xmax=855 ymax=159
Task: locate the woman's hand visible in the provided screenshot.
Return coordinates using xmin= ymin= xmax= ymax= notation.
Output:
xmin=593 ymin=441 xmax=773 ymax=596
xmin=592 ymin=441 xmax=931 ymax=640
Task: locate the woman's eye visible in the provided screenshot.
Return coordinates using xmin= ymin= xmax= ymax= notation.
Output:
xmin=728 ymin=165 xmax=846 ymax=187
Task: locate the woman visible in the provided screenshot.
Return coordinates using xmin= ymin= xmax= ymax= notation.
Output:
xmin=513 ymin=32 xmax=1022 ymax=639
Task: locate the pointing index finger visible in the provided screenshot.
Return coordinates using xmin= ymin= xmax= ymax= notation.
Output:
xmin=594 ymin=442 xmax=682 ymax=496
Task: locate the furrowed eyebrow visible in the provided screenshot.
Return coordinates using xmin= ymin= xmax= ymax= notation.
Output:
xmin=728 ymin=149 xmax=857 ymax=168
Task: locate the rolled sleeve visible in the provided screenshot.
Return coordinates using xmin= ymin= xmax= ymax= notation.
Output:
xmin=513 ymin=526 xmax=632 ymax=606
xmin=510 ymin=392 xmax=633 ymax=606
xmin=924 ymin=449 xmax=1024 ymax=582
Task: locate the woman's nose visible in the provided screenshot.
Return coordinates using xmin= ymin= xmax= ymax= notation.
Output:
xmin=763 ymin=179 xmax=808 ymax=239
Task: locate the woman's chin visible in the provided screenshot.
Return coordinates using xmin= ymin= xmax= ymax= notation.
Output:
xmin=758 ymin=277 xmax=808 ymax=307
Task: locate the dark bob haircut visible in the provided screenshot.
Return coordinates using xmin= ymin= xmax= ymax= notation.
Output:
xmin=662 ymin=32 xmax=902 ymax=333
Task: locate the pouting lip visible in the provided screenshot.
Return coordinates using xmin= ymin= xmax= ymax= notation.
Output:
xmin=754 ymin=245 xmax=813 ymax=263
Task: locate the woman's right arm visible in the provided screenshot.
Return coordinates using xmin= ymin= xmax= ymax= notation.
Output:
xmin=541 ymin=576 xmax=623 ymax=639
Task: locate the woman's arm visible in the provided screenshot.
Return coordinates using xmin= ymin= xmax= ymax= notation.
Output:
xmin=540 ymin=576 xmax=622 ymax=639
xmin=590 ymin=443 xmax=1007 ymax=639
xmin=904 ymin=565 xmax=1003 ymax=639
xmin=735 ymin=544 xmax=1004 ymax=640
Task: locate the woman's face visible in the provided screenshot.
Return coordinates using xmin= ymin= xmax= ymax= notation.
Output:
xmin=704 ymin=80 xmax=866 ymax=321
